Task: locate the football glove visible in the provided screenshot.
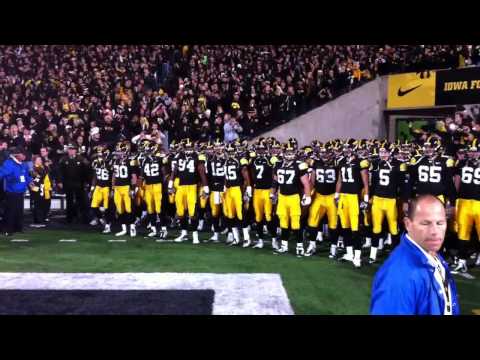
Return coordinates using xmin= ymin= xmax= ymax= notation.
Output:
xmin=334 ymin=192 xmax=340 ymax=206
xmin=270 ymin=191 xmax=278 ymax=205
xmin=360 ymin=201 xmax=369 ymax=211
xmin=245 ymin=186 xmax=252 ymax=198
xmin=301 ymin=194 xmax=312 ymax=206
xmin=202 ymin=185 xmax=210 ymax=199
xmin=168 ymin=180 xmax=175 ymax=195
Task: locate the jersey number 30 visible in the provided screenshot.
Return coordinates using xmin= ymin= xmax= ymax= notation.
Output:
xmin=114 ymin=165 xmax=128 ymax=179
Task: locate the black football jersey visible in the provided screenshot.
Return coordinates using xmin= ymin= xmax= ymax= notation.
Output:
xmin=251 ymin=155 xmax=274 ymax=190
xmin=225 ymin=156 xmax=249 ymax=188
xmin=276 ymin=160 xmax=309 ymax=196
xmin=112 ymin=157 xmax=138 ymax=186
xmin=176 ymin=153 xmax=206 ymax=186
xmin=311 ymin=159 xmax=337 ymax=195
xmin=208 ymin=156 xmax=226 ymax=192
xmin=455 ymin=159 xmax=480 ymax=201
xmin=407 ymin=155 xmax=456 ymax=201
xmin=337 ymin=156 xmax=370 ymax=195
xmin=92 ymin=158 xmax=113 ymax=188
xmin=370 ymin=158 xmax=407 ymax=199
xmin=140 ymin=153 xmax=167 ymax=185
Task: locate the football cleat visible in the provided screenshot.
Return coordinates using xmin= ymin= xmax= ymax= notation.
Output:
xmin=89 ymin=218 xmax=99 ymax=226
xmin=368 ymin=257 xmax=376 ymax=265
xmin=242 ymin=240 xmax=251 ymax=248
xmin=226 ymin=232 xmax=234 ymax=244
xmin=329 ymin=244 xmax=337 ymax=259
xmin=158 ymin=227 xmax=168 ymax=240
xmin=339 ymin=253 xmax=354 ymax=262
xmin=353 ymin=258 xmax=362 ymax=268
xmin=102 ymin=224 xmax=111 ymax=234
xmin=296 ymin=244 xmax=305 ymax=258
xmin=476 ymin=254 xmax=480 ymax=267
xmin=304 ymin=242 xmax=316 ymax=257
xmin=209 ymin=233 xmax=220 ymax=243
xmin=221 ymin=228 xmax=229 ymax=235
xmin=174 ymin=230 xmax=188 ymax=243
xmin=148 ymin=226 xmax=157 ymax=238
xmin=274 ymin=246 xmax=288 ymax=255
xmin=115 ymin=224 xmax=127 ymax=237
xmin=252 ymin=240 xmax=264 ymax=249
xmin=129 ymin=224 xmax=137 ymax=237
xmin=451 ymin=259 xmax=468 ymax=274
xmin=271 ymin=238 xmax=279 ymax=250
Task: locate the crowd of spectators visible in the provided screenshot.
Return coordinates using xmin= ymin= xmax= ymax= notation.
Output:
xmin=407 ymin=104 xmax=480 ymax=156
xmin=0 ymin=44 xmax=479 ymax=174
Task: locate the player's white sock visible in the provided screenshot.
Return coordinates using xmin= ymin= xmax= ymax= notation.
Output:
xmin=192 ymin=231 xmax=199 ymax=244
xmin=354 ymin=249 xmax=361 ymax=261
xmin=370 ymin=246 xmax=378 ymax=261
xmin=378 ymin=238 xmax=384 ymax=250
xmin=346 ymin=246 xmax=354 ymax=258
xmin=232 ymin=227 xmax=240 ymax=243
xmin=316 ymin=232 xmax=323 ymax=242
xmin=243 ymin=227 xmax=250 ymax=241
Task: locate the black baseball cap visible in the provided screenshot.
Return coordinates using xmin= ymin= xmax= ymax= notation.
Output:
xmin=10 ymin=146 xmax=24 ymax=154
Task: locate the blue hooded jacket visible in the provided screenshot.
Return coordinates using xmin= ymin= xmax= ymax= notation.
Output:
xmin=370 ymin=232 xmax=460 ymax=315
xmin=0 ymin=157 xmax=32 ymax=193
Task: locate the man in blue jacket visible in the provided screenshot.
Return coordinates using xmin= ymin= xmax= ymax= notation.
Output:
xmin=370 ymin=194 xmax=460 ymax=315
xmin=0 ymin=147 xmax=32 ymax=236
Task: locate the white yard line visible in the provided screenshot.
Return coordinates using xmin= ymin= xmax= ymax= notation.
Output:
xmin=0 ymin=273 xmax=294 ymax=315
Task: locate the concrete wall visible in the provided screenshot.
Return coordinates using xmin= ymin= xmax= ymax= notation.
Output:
xmin=255 ymin=76 xmax=389 ymax=146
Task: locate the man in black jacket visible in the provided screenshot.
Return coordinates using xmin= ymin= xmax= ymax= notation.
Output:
xmin=57 ymin=144 xmax=91 ymax=224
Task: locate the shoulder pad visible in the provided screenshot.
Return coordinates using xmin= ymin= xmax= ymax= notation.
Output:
xmin=360 ymin=159 xmax=370 ymax=169
xmin=240 ymin=158 xmax=249 ymax=166
xmin=410 ymin=157 xmax=417 ymax=165
xmin=198 ymin=154 xmax=207 ymax=161
xmin=130 ymin=159 xmax=137 ymax=167
xmin=299 ymin=162 xmax=308 ymax=171
xmin=270 ymin=156 xmax=279 ymax=165
xmin=400 ymin=163 xmax=407 ymax=172
xmin=249 ymin=151 xmax=256 ymax=158
xmin=446 ymin=158 xmax=455 ymax=168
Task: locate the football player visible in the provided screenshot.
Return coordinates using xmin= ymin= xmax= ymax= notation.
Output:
xmin=250 ymin=140 xmax=278 ymax=249
xmin=205 ymin=139 xmax=227 ymax=242
xmin=368 ymin=143 xmax=407 ymax=263
xmin=272 ymin=138 xmax=312 ymax=257
xmin=335 ymin=140 xmax=370 ymax=268
xmin=406 ymin=137 xmax=456 ymax=210
xmin=169 ymin=138 xmax=209 ymax=244
xmin=89 ymin=144 xmax=113 ymax=234
xmin=452 ymin=139 xmax=480 ymax=274
xmin=223 ymin=142 xmax=252 ymax=247
xmin=138 ymin=141 xmax=169 ymax=238
xmin=112 ymin=140 xmax=139 ymax=237
xmin=305 ymin=143 xmax=339 ymax=257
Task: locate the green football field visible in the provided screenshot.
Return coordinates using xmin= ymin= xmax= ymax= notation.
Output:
xmin=1 ymin=228 xmax=479 ymax=315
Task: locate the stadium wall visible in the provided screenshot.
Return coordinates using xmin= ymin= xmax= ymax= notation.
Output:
xmin=255 ymin=77 xmax=388 ymax=146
